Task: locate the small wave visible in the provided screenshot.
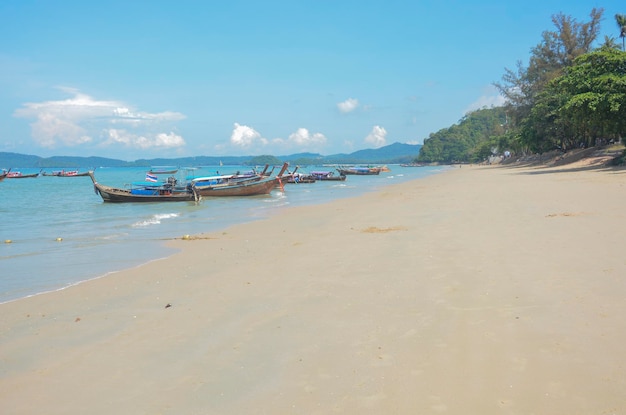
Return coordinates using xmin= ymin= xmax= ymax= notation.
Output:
xmin=265 ymin=191 xmax=286 ymax=202
xmin=97 ymin=232 xmax=130 ymax=241
xmin=132 ymin=213 xmax=180 ymax=228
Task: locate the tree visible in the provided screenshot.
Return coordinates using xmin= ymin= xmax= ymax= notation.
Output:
xmin=616 ymin=14 xmax=626 ymax=51
xmin=600 ymin=35 xmax=621 ymax=50
xmin=494 ymin=8 xmax=604 ymax=154
xmin=527 ymin=47 xmax=626 ymax=148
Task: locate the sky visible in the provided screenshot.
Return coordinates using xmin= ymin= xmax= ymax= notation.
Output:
xmin=0 ymin=0 xmax=621 ymax=161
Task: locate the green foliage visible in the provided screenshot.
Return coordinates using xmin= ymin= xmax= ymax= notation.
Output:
xmin=526 ymin=47 xmax=626 ymax=149
xmin=476 ymin=9 xmax=626 ymax=161
xmin=417 ymin=107 xmax=508 ymax=163
xmin=493 ymin=8 xmax=607 ymax=155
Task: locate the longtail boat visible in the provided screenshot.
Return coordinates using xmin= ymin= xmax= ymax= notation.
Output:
xmin=88 ymin=171 xmax=198 ymax=203
xmin=147 ymin=166 xmax=179 ymax=175
xmin=6 ymin=170 xmax=41 ymax=179
xmin=43 ymin=170 xmax=90 ymax=177
xmin=192 ymin=164 xmax=271 ymax=188
xmin=284 ymin=172 xmax=316 ymax=184
xmin=309 ymin=171 xmax=346 ymax=181
xmin=191 ymin=163 xmax=288 ymax=197
xmin=336 ymin=166 xmax=382 ymax=175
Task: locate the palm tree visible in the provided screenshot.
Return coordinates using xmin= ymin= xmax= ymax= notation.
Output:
xmin=600 ymin=35 xmax=620 ymax=50
xmin=616 ymin=14 xmax=626 ymax=51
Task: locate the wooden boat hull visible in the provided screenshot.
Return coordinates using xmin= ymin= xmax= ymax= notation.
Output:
xmin=193 ymin=177 xmax=279 ymax=196
xmin=43 ymin=170 xmax=90 ymax=177
xmin=318 ymin=176 xmax=346 ymax=181
xmin=148 ymin=169 xmax=178 ymax=175
xmin=61 ymin=171 xmax=90 ymax=177
xmin=89 ymin=171 xmax=197 ymax=203
xmin=6 ymin=172 xmax=40 ymax=179
xmin=337 ymin=167 xmax=381 ymax=175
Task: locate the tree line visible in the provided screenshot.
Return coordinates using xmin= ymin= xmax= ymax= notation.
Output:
xmin=417 ymin=8 xmax=626 ymax=164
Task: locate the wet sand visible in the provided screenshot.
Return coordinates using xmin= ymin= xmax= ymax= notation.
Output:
xmin=1 ymin=163 xmax=625 ymax=414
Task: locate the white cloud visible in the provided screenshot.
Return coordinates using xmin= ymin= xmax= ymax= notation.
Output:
xmin=112 ymin=107 xmax=186 ymax=123
xmin=288 ymin=128 xmax=327 ymax=146
xmin=102 ymin=128 xmax=185 ymax=150
xmin=230 ymin=123 xmax=267 ymax=147
xmin=102 ymin=129 xmax=185 ymax=149
xmin=13 ymin=88 xmax=186 ymax=150
xmin=337 ymin=98 xmax=359 ymax=113
xmin=228 ymin=124 xmax=327 ymax=154
xmin=365 ymin=125 xmax=387 ymax=148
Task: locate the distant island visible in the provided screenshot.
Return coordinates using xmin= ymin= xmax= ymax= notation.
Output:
xmin=0 ymin=142 xmax=422 ymax=168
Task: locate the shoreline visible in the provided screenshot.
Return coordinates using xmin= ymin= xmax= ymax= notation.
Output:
xmin=0 ymin=166 xmax=445 ymax=305
xmin=1 ymin=163 xmax=625 ymax=414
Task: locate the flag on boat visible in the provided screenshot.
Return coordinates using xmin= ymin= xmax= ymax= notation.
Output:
xmin=145 ymin=173 xmax=158 ymax=182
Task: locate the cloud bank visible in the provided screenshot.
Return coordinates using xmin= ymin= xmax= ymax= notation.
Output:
xmin=13 ymin=87 xmax=186 ymax=152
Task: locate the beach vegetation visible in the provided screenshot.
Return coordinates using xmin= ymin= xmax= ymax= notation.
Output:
xmin=416 ymin=107 xmax=507 ymax=163
xmin=530 ymin=47 xmax=626 ymax=148
xmin=417 ymin=8 xmax=626 ymax=164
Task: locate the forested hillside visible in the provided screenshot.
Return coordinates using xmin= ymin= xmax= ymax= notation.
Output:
xmin=417 ymin=107 xmax=507 ymax=163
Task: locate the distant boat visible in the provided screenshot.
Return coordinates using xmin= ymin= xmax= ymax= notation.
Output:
xmin=6 ymin=170 xmax=40 ymax=179
xmin=284 ymin=172 xmax=316 ymax=184
xmin=336 ymin=166 xmax=382 ymax=175
xmin=88 ymin=171 xmax=198 ymax=203
xmin=42 ymin=170 xmax=90 ymax=177
xmin=279 ymin=166 xmax=314 ymax=183
xmin=147 ymin=166 xmax=178 ymax=175
xmin=309 ymin=171 xmax=346 ymax=181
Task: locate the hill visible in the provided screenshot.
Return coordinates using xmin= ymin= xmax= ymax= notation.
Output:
xmin=0 ymin=142 xmax=422 ymax=168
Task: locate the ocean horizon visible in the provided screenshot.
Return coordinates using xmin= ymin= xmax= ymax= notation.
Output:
xmin=0 ymin=164 xmax=446 ymax=303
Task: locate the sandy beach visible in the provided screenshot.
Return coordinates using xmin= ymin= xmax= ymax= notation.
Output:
xmin=1 ymin=162 xmax=625 ymax=414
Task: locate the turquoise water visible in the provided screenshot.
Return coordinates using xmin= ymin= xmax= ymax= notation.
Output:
xmin=0 ymin=165 xmax=446 ymax=303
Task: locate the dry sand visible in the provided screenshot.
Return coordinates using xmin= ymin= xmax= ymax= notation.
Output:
xmin=1 ymin=162 xmax=626 ymax=414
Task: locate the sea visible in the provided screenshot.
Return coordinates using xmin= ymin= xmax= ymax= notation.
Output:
xmin=0 ymin=165 xmax=446 ymax=304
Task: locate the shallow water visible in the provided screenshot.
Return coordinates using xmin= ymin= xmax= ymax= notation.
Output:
xmin=0 ymin=165 xmax=446 ymax=303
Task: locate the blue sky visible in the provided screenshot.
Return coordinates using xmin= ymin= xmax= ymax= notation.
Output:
xmin=0 ymin=1 xmax=620 ymax=161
